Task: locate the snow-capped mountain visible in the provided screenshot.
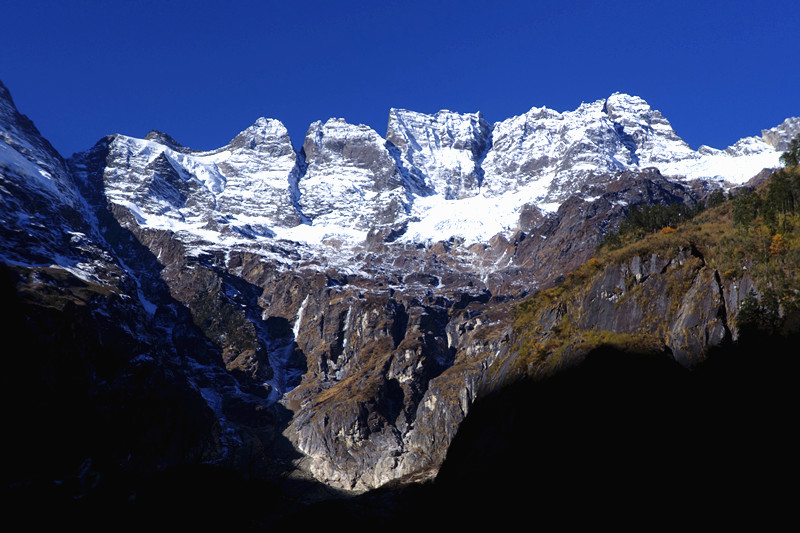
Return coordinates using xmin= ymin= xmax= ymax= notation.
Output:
xmin=69 ymin=117 xmax=304 ymax=247
xmin=61 ymin=91 xmax=792 ymax=258
xmin=2 ymin=77 xmax=798 ymax=506
xmin=482 ymin=92 xmax=784 ymax=206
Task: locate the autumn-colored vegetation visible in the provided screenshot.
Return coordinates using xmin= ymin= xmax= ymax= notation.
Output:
xmin=511 ymin=134 xmax=800 ymax=374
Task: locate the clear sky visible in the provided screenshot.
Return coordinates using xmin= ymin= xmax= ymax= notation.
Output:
xmin=2 ymin=0 xmax=797 ymax=157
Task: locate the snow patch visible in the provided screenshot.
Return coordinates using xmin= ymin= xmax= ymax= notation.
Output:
xmin=293 ymin=295 xmax=310 ymax=339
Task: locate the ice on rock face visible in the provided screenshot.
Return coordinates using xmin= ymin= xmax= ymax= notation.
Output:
xmin=101 ymin=135 xmax=215 ymax=218
xmin=215 ymin=117 xmax=303 ymax=228
xmin=481 ymin=99 xmax=635 ymax=203
xmin=297 ymin=118 xmax=407 ymax=232
xmin=0 ymin=81 xmax=110 ymax=272
xmin=144 ymin=130 xmax=191 ymax=153
xmin=602 ymin=92 xmax=697 ymax=165
xmin=386 ymin=108 xmax=491 ymax=200
xmin=227 ymin=117 xmax=294 ymax=157
xmin=0 ymin=82 xmax=84 ymax=210
xmin=762 ymin=117 xmax=800 ymax=151
xmin=93 ymin=116 xmax=304 ymax=244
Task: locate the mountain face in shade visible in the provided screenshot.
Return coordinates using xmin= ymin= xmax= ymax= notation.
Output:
xmin=0 ymin=81 xmax=109 ymax=270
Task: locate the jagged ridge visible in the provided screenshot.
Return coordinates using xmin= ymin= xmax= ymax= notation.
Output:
xmin=62 ymin=91 xmax=794 ymax=255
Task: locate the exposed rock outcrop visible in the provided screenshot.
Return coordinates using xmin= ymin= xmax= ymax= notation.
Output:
xmin=762 ymin=116 xmax=800 ymax=151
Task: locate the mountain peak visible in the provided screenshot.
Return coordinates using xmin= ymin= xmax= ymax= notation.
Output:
xmin=762 ymin=117 xmax=800 ymax=151
xmin=227 ymin=117 xmax=292 ymax=154
xmin=386 ymin=106 xmax=490 ymax=200
xmin=0 ymin=80 xmax=14 ymax=105
xmin=144 ymin=130 xmax=189 ymax=152
xmin=602 ymin=92 xmax=654 ymax=121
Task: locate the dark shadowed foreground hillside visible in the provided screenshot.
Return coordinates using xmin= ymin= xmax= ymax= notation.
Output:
xmin=433 ymin=342 xmax=797 ymax=528
xmin=269 ymin=337 xmax=797 ymax=529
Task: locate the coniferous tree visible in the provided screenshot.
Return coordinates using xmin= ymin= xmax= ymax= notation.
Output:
xmin=780 ymin=134 xmax=800 ymax=167
xmin=706 ymin=189 xmax=726 ymax=209
xmin=737 ymin=290 xmax=761 ymax=336
xmin=732 ymin=189 xmax=762 ymax=227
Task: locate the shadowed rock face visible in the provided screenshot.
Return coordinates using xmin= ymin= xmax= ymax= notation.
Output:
xmin=0 ymin=81 xmax=104 ymax=269
xmin=428 ymin=341 xmax=797 ymax=529
xmin=0 ymin=264 xmax=222 ymax=488
xmin=266 ymin=340 xmax=797 ymax=529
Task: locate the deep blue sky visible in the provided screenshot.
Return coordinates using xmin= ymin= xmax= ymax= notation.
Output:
xmin=2 ymin=0 xmax=797 ymax=157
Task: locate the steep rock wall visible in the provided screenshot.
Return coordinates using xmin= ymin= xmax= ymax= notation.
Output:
xmin=493 ymin=246 xmax=757 ymax=389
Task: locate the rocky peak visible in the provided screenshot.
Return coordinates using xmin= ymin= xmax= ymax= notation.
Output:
xmin=144 ymin=130 xmax=191 ymax=153
xmin=601 ymin=92 xmax=650 ymax=119
xmin=723 ymin=135 xmax=776 ymax=157
xmin=601 ymin=92 xmax=670 ymax=130
xmin=227 ymin=117 xmax=294 ymax=157
xmin=0 ymin=82 xmax=47 ymax=149
xmin=0 ymin=82 xmax=76 ymax=202
xmin=386 ymin=108 xmax=491 ymax=199
xmin=762 ymin=116 xmax=800 ymax=151
xmin=602 ymin=92 xmax=695 ymax=164
xmin=211 ymin=118 xmax=303 ymax=229
xmin=296 ymin=118 xmax=405 ymax=231
xmin=302 ymin=118 xmax=392 ymax=172
xmin=480 ymin=97 xmax=635 ymax=201
xmin=0 ymin=81 xmax=23 ymax=126
xmin=0 ymin=83 xmax=111 ymax=274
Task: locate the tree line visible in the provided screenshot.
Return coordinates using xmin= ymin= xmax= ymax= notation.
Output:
xmin=602 ymin=189 xmax=725 ymax=248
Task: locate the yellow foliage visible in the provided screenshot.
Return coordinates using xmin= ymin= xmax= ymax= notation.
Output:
xmin=770 ymin=233 xmax=787 ymax=257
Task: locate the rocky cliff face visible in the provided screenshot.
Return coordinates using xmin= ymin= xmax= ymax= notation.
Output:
xmin=386 ymin=108 xmax=491 ymax=199
xmin=298 ymin=118 xmax=407 ymax=232
xmin=491 ymin=233 xmax=765 ymax=392
xmin=0 ymin=81 xmax=107 ymax=270
xmin=1 ymin=77 xmax=796 ymax=507
xmin=762 ymin=116 xmax=800 ymax=151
